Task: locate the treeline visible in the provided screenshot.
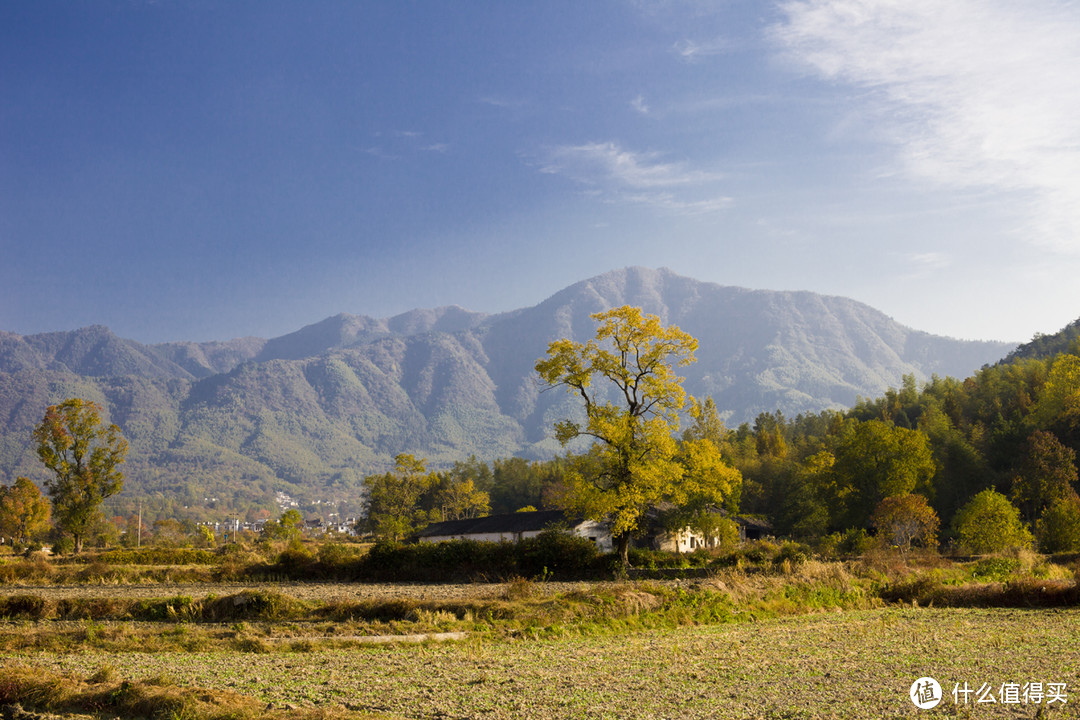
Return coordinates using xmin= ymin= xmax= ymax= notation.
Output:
xmin=364 ymin=340 xmax=1080 ymax=554
xmin=728 ymin=340 xmax=1080 ymax=550
xmin=359 ymin=454 xmax=572 ymax=540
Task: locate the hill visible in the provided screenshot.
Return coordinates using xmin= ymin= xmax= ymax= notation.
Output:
xmin=1000 ymin=316 xmax=1080 ymax=364
xmin=0 ymin=267 xmax=1016 ymax=513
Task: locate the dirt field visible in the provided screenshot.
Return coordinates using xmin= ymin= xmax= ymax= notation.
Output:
xmin=9 ymin=606 xmax=1080 ymax=719
xmin=6 ymin=580 xmax=626 ymax=602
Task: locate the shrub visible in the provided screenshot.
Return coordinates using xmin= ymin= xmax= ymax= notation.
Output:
xmin=971 ymin=556 xmax=1022 ymax=581
xmin=953 ymin=489 xmax=1033 ymax=554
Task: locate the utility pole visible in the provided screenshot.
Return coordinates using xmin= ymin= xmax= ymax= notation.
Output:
xmin=137 ymin=499 xmax=142 ymax=548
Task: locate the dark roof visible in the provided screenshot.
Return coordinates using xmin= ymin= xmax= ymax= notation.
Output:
xmin=735 ymin=515 xmax=773 ymax=530
xmin=416 ymin=510 xmax=573 ymax=538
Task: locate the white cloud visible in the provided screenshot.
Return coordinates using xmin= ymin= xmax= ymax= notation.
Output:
xmin=631 ymin=94 xmax=650 ymax=115
xmin=902 ymin=251 xmax=951 ymax=279
xmin=773 ymin=0 xmax=1080 ymax=253
xmin=672 ymin=37 xmax=733 ymax=62
xmin=539 ymin=142 xmax=731 ymax=214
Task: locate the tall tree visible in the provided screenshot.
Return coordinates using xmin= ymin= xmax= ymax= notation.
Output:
xmin=535 ymin=305 xmax=740 ymax=566
xmin=1010 ymin=430 xmax=1079 ymax=524
xmin=33 ymin=399 xmax=128 ymax=553
xmin=362 ymin=453 xmax=436 ymax=541
xmin=0 ymin=477 xmax=52 ymax=547
xmin=830 ymin=420 xmax=936 ymax=529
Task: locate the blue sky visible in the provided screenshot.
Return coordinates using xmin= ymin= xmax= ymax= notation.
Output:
xmin=2 ymin=0 xmax=1079 ymax=344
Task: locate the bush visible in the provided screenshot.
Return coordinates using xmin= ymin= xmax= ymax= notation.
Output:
xmin=98 ymin=547 xmax=219 ymax=565
xmin=354 ymin=531 xmax=601 ymax=582
xmin=971 ymin=556 xmax=1022 ymax=582
xmin=953 ymin=490 xmax=1033 ymax=554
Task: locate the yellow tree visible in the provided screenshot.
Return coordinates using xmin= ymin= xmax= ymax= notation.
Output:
xmin=33 ymin=399 xmax=127 ymax=553
xmin=870 ymin=494 xmax=940 ymax=552
xmin=363 ymin=453 xmax=436 ymax=541
xmin=535 ymin=306 xmax=740 ymax=566
xmin=0 ymin=477 xmax=52 ymax=547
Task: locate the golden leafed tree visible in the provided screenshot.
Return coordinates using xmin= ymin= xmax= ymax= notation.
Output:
xmin=536 ymin=306 xmax=740 ymax=566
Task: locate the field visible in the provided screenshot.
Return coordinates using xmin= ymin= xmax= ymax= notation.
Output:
xmin=6 ymin=605 xmax=1080 ymax=718
xmin=2 ymin=571 xmax=1079 ymax=719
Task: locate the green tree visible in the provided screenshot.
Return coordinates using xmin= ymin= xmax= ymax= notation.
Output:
xmin=363 ymin=453 xmax=436 ymax=541
xmin=0 ymin=477 xmax=52 ymax=547
xmin=1033 ymin=353 xmax=1080 ymax=431
xmin=263 ymin=509 xmax=304 ymax=541
xmin=33 ymin=399 xmax=128 ymax=553
xmin=870 ymin=494 xmax=940 ymax=551
xmin=1036 ymin=495 xmax=1080 ymax=553
xmin=952 ymin=489 xmax=1033 ymax=554
xmin=830 ymin=420 xmax=936 ymax=529
xmin=1010 ymin=430 xmax=1079 ymax=524
xmin=535 ymin=305 xmax=740 ymax=566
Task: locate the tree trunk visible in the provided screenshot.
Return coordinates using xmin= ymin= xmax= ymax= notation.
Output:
xmin=617 ymin=532 xmax=631 ymax=569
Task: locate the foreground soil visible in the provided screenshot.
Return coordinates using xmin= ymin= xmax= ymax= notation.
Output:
xmin=8 ymin=606 xmax=1080 ymax=719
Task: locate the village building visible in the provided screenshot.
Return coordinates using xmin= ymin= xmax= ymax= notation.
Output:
xmin=416 ymin=510 xmax=613 ymax=552
xmin=639 ymin=505 xmax=773 ymax=552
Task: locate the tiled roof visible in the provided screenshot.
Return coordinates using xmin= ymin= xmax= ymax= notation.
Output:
xmin=416 ymin=510 xmax=572 ymax=537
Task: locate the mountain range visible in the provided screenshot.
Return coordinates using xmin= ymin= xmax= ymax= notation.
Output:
xmin=0 ymin=267 xmax=1016 ymax=511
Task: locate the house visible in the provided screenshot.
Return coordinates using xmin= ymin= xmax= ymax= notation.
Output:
xmin=639 ymin=505 xmax=773 ymax=551
xmin=416 ymin=510 xmax=613 ymax=552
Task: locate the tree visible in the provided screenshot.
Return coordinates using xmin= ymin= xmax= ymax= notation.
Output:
xmin=1010 ymin=430 xmax=1079 ymax=524
xmin=263 ymin=509 xmax=304 ymax=541
xmin=434 ymin=473 xmax=490 ymax=521
xmin=830 ymin=420 xmax=936 ymax=529
xmin=870 ymin=494 xmax=940 ymax=552
xmin=1036 ymin=495 xmax=1080 ymax=553
xmin=0 ymin=477 xmax=52 ymax=547
xmin=362 ymin=453 xmax=436 ymax=541
xmin=33 ymin=399 xmax=128 ymax=553
xmin=535 ymin=305 xmax=740 ymax=566
xmin=952 ymin=489 xmax=1033 ymax=554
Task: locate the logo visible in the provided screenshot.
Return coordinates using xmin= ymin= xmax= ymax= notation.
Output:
xmin=911 ymin=677 xmax=943 ymax=709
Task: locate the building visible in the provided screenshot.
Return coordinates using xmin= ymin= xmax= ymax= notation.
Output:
xmin=416 ymin=510 xmax=613 ymax=552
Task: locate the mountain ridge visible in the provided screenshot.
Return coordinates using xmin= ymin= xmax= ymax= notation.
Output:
xmin=0 ymin=267 xmax=1018 ymax=511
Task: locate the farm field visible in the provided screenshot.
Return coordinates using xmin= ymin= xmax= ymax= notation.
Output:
xmin=4 ymin=599 xmax=1079 ymax=718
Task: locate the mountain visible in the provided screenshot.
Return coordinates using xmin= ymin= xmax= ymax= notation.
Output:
xmin=0 ymin=267 xmax=1016 ymax=512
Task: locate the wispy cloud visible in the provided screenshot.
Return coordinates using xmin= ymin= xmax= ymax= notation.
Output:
xmin=358 ymin=130 xmax=449 ymax=159
xmin=902 ymin=251 xmax=952 ymax=279
xmin=672 ymin=37 xmax=733 ymax=62
xmin=631 ymin=94 xmax=650 ymax=115
xmin=772 ymin=0 xmax=1080 ymax=253
xmin=538 ymin=142 xmax=731 ymax=214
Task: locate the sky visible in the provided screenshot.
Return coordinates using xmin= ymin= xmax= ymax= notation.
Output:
xmin=2 ymin=0 xmax=1080 ymax=345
